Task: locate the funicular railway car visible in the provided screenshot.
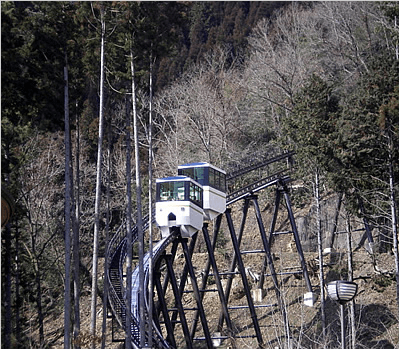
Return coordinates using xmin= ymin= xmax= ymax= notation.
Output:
xmin=155 ymin=176 xmax=203 ymax=238
xmin=178 ymin=162 xmax=226 ymax=220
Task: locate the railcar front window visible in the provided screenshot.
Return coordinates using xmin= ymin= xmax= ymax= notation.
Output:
xmin=159 ymin=183 xmax=170 ymax=201
xmin=159 ymin=181 xmax=185 ymax=201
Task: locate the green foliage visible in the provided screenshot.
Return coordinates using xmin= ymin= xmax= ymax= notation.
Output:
xmin=283 ymin=52 xmax=399 ymax=219
xmin=186 ymin=2 xmax=287 ymax=68
xmin=1 ymin=2 xmax=71 ymax=132
xmin=283 ymin=74 xmax=340 ymax=180
xmin=373 ymin=274 xmax=393 ymax=291
xmin=334 ymin=53 xmax=399 ymax=214
xmin=1 ymin=1 xmax=86 ymax=174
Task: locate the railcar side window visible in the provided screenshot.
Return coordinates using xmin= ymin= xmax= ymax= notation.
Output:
xmin=189 ymin=182 xmax=202 ymax=206
xmin=194 ymin=167 xmax=205 ymax=184
xmin=209 ymin=168 xmax=226 ymax=192
xmin=220 ymin=171 xmax=226 ymax=192
xmin=179 ymin=168 xmax=194 ymax=180
xmin=209 ymin=168 xmax=215 ymax=188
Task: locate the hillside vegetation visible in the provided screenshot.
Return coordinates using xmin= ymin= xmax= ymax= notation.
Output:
xmin=2 ymin=2 xmax=399 ymax=348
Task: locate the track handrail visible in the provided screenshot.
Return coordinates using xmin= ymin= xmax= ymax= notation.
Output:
xmin=226 ymin=151 xmax=293 ymax=181
xmin=227 ymin=171 xmax=290 ymax=205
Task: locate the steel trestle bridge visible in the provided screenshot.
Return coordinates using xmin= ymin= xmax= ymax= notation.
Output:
xmin=106 ymin=151 xmax=314 ymax=348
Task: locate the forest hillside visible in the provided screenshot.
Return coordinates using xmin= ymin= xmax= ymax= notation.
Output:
xmin=1 ymin=2 xmax=399 ymax=349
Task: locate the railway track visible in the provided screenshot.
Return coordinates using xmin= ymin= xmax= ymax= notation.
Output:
xmin=106 ymin=152 xmax=296 ymax=348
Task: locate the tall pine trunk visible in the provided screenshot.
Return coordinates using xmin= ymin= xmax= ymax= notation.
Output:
xmin=64 ymin=63 xmax=72 ymax=349
xmin=15 ymin=222 xmax=21 ymax=346
xmin=3 ymin=161 xmax=13 ymax=349
xmin=90 ymin=7 xmax=106 ymax=348
xmin=388 ymin=135 xmax=399 ymax=316
xmin=147 ymin=51 xmax=155 ymax=349
xmin=101 ymin=123 xmax=112 ymax=349
xmin=130 ymin=44 xmax=145 ymax=348
xmin=4 ymin=222 xmax=12 ymax=349
xmin=125 ymin=96 xmax=133 ymax=349
xmin=73 ymin=101 xmax=81 ymax=349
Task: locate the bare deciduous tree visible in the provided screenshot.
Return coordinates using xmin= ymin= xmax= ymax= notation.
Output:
xmin=154 ymin=46 xmax=243 ymax=170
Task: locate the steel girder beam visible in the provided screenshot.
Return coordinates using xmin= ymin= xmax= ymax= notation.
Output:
xmin=189 ymin=222 xmax=234 ymax=340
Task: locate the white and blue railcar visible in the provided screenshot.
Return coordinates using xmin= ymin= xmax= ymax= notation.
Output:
xmin=155 ymin=176 xmax=204 ymax=238
xmin=178 ymin=162 xmax=226 ymax=221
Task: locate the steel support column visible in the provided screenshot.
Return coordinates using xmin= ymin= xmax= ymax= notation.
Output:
xmin=280 ymin=182 xmax=313 ymax=292
xmin=154 ymin=255 xmax=177 ymax=348
xmin=165 ymin=250 xmax=193 ymax=349
xmin=218 ymin=198 xmax=251 ymax=330
xmin=179 ymin=235 xmax=214 ymax=348
xmin=252 ymin=194 xmax=291 ymax=347
xmin=156 ymin=237 xmax=180 ymax=319
xmin=201 ymin=223 xmax=233 ymax=335
xmin=259 ymin=187 xmax=281 ymax=289
xmin=190 ymin=221 xmax=223 ymax=337
xmin=171 ymin=233 xmax=198 ymax=330
xmin=252 ymin=195 xmax=282 ymax=292
xmin=225 ymin=208 xmax=264 ymax=348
